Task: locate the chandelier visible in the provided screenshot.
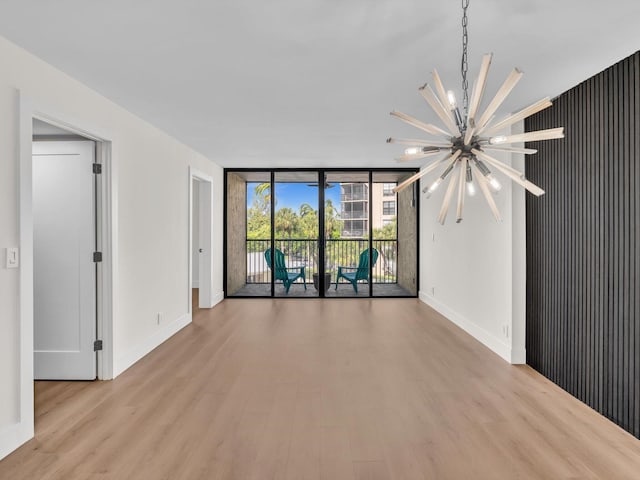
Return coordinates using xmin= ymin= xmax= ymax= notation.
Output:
xmin=388 ymin=0 xmax=564 ymax=223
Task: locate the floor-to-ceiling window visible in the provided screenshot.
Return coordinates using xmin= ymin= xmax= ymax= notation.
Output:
xmin=224 ymin=169 xmax=418 ymax=298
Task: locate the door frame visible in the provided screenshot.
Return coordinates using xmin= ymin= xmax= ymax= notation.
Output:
xmin=16 ymin=93 xmax=115 ymax=444
xmin=188 ymin=168 xmax=214 ymax=311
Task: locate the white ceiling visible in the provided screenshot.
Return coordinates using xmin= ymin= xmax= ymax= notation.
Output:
xmin=1 ymin=1 xmax=638 ymax=168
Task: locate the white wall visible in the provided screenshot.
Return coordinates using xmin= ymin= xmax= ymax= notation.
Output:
xmin=192 ymin=179 xmax=200 ymax=287
xmin=0 ymin=35 xmax=224 ymax=458
xmin=419 ymin=123 xmax=526 ymax=364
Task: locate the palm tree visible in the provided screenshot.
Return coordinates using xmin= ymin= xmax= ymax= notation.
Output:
xmin=324 ymin=199 xmax=341 ymax=239
xmin=299 ymin=203 xmax=314 ymax=218
xmin=254 ymin=183 xmax=272 ymax=213
xmin=275 ymin=207 xmax=297 ymax=239
xmin=298 ymin=203 xmax=317 ymax=274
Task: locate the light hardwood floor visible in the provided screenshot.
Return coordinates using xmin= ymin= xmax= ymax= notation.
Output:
xmin=2 ymin=294 xmax=640 ymax=479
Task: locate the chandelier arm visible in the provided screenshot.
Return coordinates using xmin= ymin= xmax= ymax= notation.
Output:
xmin=467 ymin=53 xmax=493 ymax=123
xmin=392 ymin=151 xmax=459 ymax=193
xmin=438 ymin=162 xmax=461 ymax=225
xmin=456 ymin=157 xmax=467 ymax=223
xmin=482 ymin=97 xmax=553 ymax=136
xmin=387 ymin=138 xmax=453 ymax=147
xmin=390 ymin=111 xmax=453 ymax=137
xmin=472 ymin=148 xmax=524 ymax=177
xmin=473 ymin=149 xmax=545 ymax=196
xmin=396 ymin=149 xmax=449 ymax=162
xmin=488 ymin=127 xmax=565 ymax=145
xmin=482 ymin=161 xmax=545 ymax=197
xmin=483 ymin=146 xmax=538 ymax=155
xmin=432 ymin=69 xmax=458 ymax=126
xmin=475 ymin=68 xmax=524 ymax=131
xmin=471 ymin=162 xmax=502 ymax=222
xmin=418 ymin=85 xmax=460 ymax=135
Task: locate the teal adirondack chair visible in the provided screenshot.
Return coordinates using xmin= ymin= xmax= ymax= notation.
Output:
xmin=335 ymin=248 xmax=378 ymax=293
xmin=265 ymin=248 xmax=307 ymax=294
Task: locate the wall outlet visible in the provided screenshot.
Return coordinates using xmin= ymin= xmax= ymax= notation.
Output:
xmin=157 ymin=312 xmax=163 ymax=325
xmin=432 ymin=233 xmax=436 ymax=242
xmin=430 ymin=286 xmax=435 ymax=296
xmin=502 ymin=324 xmax=510 ymax=338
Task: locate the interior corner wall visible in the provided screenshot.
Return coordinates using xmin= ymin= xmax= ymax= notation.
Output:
xmin=419 ymin=127 xmax=526 ymax=364
xmin=226 ymin=173 xmax=247 ymax=295
xmin=0 ymin=34 xmax=223 ymax=459
xmin=525 ymin=51 xmax=640 ymax=439
xmin=397 ymin=184 xmax=417 ymax=295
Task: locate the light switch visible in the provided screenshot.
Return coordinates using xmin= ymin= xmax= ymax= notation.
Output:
xmin=6 ymin=248 xmax=19 ymax=268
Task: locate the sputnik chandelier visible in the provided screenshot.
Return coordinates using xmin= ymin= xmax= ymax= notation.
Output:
xmin=388 ymin=0 xmax=564 ymax=224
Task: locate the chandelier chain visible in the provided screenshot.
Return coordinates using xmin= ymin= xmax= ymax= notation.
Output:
xmin=461 ymin=0 xmax=469 ymax=114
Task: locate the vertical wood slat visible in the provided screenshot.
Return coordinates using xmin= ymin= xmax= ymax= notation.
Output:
xmin=526 ymin=51 xmax=640 ymax=439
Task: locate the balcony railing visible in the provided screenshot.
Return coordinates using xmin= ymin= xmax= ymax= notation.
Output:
xmin=246 ymin=238 xmax=397 ymax=284
xmin=341 ymin=194 xmax=368 ymax=202
xmin=340 ymin=211 xmax=368 ymax=219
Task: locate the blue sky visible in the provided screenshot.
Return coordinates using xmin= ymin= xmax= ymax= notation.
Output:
xmin=247 ymin=182 xmax=341 ymax=212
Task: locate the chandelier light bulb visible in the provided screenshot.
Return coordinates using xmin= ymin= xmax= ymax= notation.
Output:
xmin=466 ymin=181 xmax=476 ymax=196
xmin=488 ymin=175 xmax=502 ymax=191
xmin=404 ymin=147 xmax=422 ymax=155
xmin=465 ymin=165 xmax=476 ymax=196
xmin=425 ymin=178 xmax=442 ymax=198
xmin=446 ymin=90 xmax=457 ymax=109
xmin=489 ymin=135 xmax=508 ymax=144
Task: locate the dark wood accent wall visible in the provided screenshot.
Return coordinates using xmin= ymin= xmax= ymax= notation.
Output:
xmin=525 ymin=51 xmax=640 ymax=438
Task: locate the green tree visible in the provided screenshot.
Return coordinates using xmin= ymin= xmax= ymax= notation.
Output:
xmin=372 ymin=216 xmax=397 ymax=240
xmin=275 ymin=207 xmax=298 ymax=238
xmin=246 ymin=183 xmax=272 ymax=243
xmin=324 ymin=199 xmax=342 ymax=239
xmin=254 ymin=182 xmax=271 ymax=210
xmin=298 ymin=203 xmax=318 ymax=238
xmin=246 ymin=201 xmax=270 ymax=241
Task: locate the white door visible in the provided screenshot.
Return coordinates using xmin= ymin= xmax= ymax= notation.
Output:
xmin=33 ymin=140 xmax=97 ymax=380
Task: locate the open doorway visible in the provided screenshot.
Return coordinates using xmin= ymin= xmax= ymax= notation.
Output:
xmin=32 ymin=119 xmax=107 ymax=381
xmin=16 ymin=98 xmax=115 ymax=446
xmin=189 ymin=169 xmax=214 ymax=312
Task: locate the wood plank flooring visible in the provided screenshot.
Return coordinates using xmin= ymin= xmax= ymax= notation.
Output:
xmin=2 ymin=294 xmax=640 ymax=479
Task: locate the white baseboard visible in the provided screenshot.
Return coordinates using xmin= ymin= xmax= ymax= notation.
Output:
xmin=510 ymin=347 xmax=526 ymax=364
xmin=113 ymin=312 xmax=192 ymax=378
xmin=419 ymin=291 xmax=513 ymax=363
xmin=0 ymin=421 xmax=32 ymax=461
xmin=211 ymin=290 xmax=224 ymax=307
xmin=192 ymin=280 xmax=199 ymax=288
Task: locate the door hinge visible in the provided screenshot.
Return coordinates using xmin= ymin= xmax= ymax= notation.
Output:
xmin=93 ymin=163 xmax=102 ymax=174
xmin=94 ymin=340 xmax=103 ymax=351
xmin=93 ymin=252 xmax=103 ymax=262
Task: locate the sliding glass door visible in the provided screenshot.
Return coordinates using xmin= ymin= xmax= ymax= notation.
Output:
xmin=273 ymin=172 xmax=319 ymax=297
xmin=224 ymin=169 xmax=418 ymax=298
xmin=324 ymin=172 xmax=370 ymax=297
